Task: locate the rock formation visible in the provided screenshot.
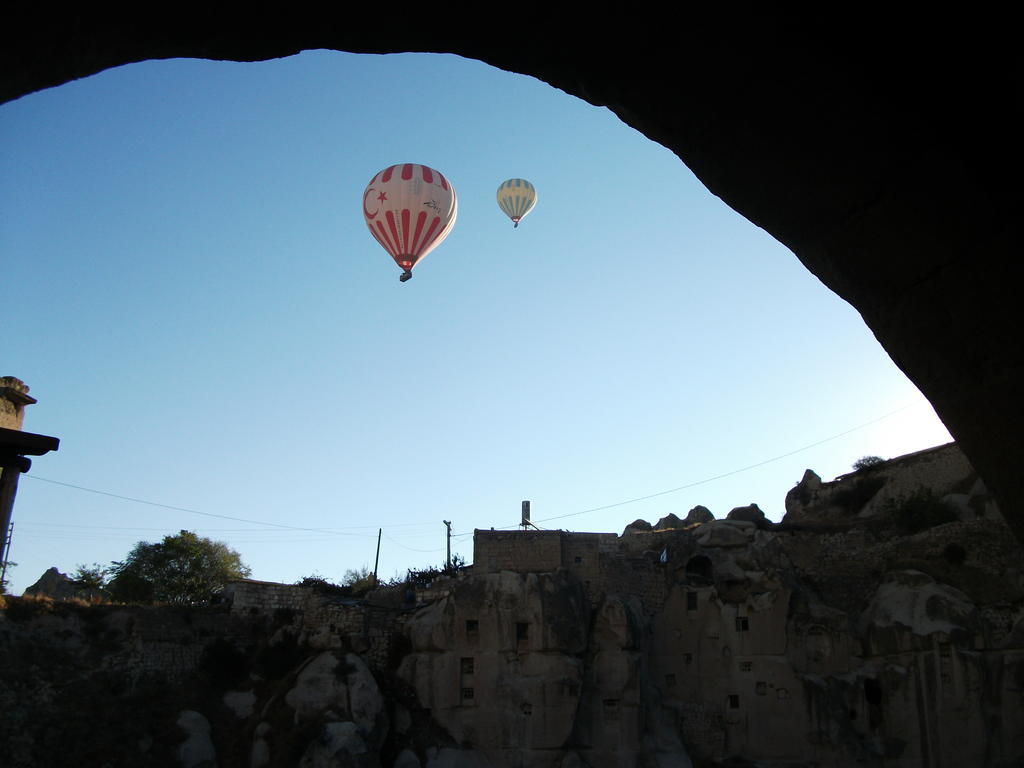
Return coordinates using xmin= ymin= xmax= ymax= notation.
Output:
xmin=683 ymin=507 xmax=714 ymax=526
xmin=723 ymin=504 xmax=769 ymax=529
xmin=22 ymin=566 xmax=105 ymax=602
xmin=2 ymin=443 xmax=1022 ymax=766
xmin=783 ymin=442 xmax=999 ymax=528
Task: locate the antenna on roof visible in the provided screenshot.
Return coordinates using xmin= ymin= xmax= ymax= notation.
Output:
xmin=521 ymin=500 xmax=540 ymax=530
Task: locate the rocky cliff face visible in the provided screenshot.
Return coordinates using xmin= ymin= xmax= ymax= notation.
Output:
xmin=3 ymin=446 xmax=1023 ymax=767
xmin=396 ymin=570 xmax=691 ymax=768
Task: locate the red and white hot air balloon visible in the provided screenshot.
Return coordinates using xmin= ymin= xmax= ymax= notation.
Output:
xmin=362 ymin=163 xmax=458 ymax=282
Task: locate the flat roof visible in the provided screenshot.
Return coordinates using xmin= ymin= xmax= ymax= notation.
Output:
xmin=0 ymin=426 xmax=60 ymax=457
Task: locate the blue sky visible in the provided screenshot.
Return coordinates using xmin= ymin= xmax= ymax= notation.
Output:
xmin=1 ymin=51 xmax=951 ymax=594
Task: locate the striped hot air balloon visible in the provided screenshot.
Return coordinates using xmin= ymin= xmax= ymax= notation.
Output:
xmin=363 ymin=163 xmax=458 ymax=282
xmin=496 ymin=178 xmax=537 ymax=228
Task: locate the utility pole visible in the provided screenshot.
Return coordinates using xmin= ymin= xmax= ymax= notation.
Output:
xmin=443 ymin=520 xmax=452 ymax=571
xmin=0 ymin=523 xmax=12 ymax=590
xmin=373 ymin=528 xmax=382 ymax=584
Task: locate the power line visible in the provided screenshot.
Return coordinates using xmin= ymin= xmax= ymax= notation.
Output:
xmin=19 ymin=479 xmax=434 ymax=536
xmin=23 ymin=400 xmax=925 ymax=542
xmin=533 ymin=400 xmax=921 ymax=524
xmin=381 ymin=532 xmax=446 ymax=554
xmin=475 ymin=400 xmax=925 ymax=529
xmin=15 ymin=520 xmax=436 ymax=534
xmin=22 ymin=475 xmax=370 ymax=537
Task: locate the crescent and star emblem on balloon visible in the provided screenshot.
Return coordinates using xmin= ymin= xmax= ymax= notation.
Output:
xmin=363 ymin=187 xmax=380 ymax=220
xmin=362 ymin=164 xmax=457 ymax=283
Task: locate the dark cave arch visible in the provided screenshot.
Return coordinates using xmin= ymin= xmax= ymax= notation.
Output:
xmin=2 ymin=9 xmax=1020 ymax=545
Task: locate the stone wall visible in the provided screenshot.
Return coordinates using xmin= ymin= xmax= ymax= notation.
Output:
xmin=226 ymin=579 xmax=314 ymax=616
xmin=473 ymin=529 xmax=669 ymax=609
xmin=303 ymin=600 xmax=408 ymax=671
xmin=472 ymin=530 xmax=564 ymax=574
xmin=226 ymin=578 xmax=414 ymax=673
xmin=0 ymin=376 xmax=33 ymax=430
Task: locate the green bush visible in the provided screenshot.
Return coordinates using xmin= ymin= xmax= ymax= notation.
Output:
xmin=341 ymin=566 xmax=377 ymax=595
xmin=296 ymin=574 xmax=352 ymax=597
xmin=853 ymin=455 xmax=886 ymax=471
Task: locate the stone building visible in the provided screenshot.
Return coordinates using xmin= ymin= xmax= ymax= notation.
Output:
xmin=0 ymin=377 xmax=59 ymax=590
xmin=0 ymin=376 xmax=36 ymax=431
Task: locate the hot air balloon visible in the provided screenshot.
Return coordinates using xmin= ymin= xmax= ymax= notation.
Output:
xmin=363 ymin=163 xmax=458 ymax=282
xmin=496 ymin=178 xmax=537 ymax=228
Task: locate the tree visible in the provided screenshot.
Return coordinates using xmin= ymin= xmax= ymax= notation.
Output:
xmin=853 ymin=455 xmax=886 ymax=471
xmin=72 ymin=563 xmax=110 ymax=591
xmin=0 ymin=560 xmax=15 ymax=595
xmin=108 ymin=530 xmax=251 ymax=605
xmin=341 ymin=565 xmax=375 ymax=592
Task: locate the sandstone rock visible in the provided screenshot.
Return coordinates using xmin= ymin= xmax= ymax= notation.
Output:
xmin=1004 ymin=614 xmax=1024 ymax=649
xmin=223 ymin=688 xmax=256 ymax=719
xmin=401 ymin=571 xmax=588 ymax=753
xmin=394 ymin=748 xmax=421 ymax=768
xmin=393 ymin=704 xmax=412 ymax=735
xmin=726 ymin=503 xmax=770 ymax=528
xmin=713 ymin=558 xmax=751 ymax=603
xmin=784 ymin=470 xmax=823 ymax=520
xmin=652 ymin=752 xmax=693 ymax=768
xmin=684 ymin=505 xmax=714 ymax=524
xmin=22 ymin=566 xmax=104 ymax=601
xmin=623 ymin=519 xmax=653 ymax=535
xmin=177 ymin=710 xmax=216 ymax=768
xmin=347 ymin=654 xmax=387 ymax=739
xmin=298 ymin=721 xmax=374 ymax=768
xmin=592 ymin=596 xmax=639 ymax=651
xmin=251 ymin=722 xmax=272 ymax=768
xmin=653 ymin=513 xmax=684 ymax=530
xmin=425 ymin=749 xmax=488 ymax=768
xmin=695 ymin=521 xmax=751 ymax=548
xmin=859 ymin=570 xmax=979 ymax=653
xmin=285 ymin=651 xmax=385 ymax=738
xmin=286 ymin=653 xmax=346 ymax=722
